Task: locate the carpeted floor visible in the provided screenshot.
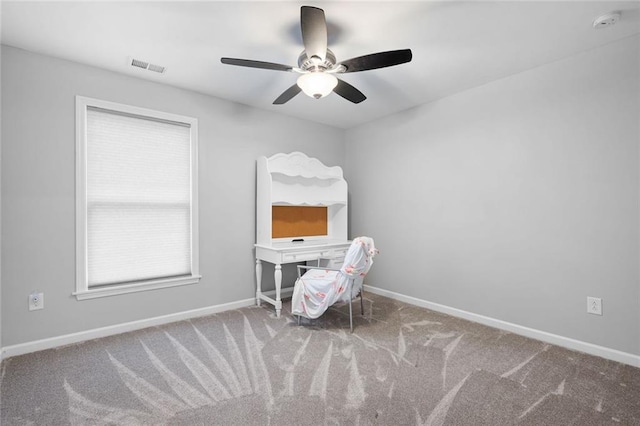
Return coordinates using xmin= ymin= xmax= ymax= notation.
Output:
xmin=1 ymin=293 xmax=639 ymax=425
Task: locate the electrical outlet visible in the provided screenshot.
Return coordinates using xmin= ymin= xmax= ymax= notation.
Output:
xmin=28 ymin=292 xmax=44 ymax=311
xmin=587 ymin=296 xmax=602 ymax=315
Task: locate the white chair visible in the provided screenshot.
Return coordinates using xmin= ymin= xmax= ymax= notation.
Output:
xmin=291 ymin=237 xmax=377 ymax=332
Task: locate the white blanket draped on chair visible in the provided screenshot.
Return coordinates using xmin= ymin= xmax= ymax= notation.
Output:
xmin=291 ymin=237 xmax=377 ymax=319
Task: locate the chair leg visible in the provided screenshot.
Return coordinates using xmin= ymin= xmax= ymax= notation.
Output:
xmin=297 ymin=315 xmax=300 ymax=326
xmin=348 ymin=297 xmax=353 ymax=333
xmin=360 ymin=288 xmax=364 ymax=316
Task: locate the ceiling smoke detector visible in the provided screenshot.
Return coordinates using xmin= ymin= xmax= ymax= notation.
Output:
xmin=593 ymin=12 xmax=621 ymax=29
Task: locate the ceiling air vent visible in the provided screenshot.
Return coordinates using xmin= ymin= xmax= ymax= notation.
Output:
xmin=130 ymin=58 xmax=166 ymax=74
xmin=147 ymin=63 xmax=166 ymax=74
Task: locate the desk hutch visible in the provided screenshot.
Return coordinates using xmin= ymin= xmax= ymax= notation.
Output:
xmin=255 ymin=152 xmax=351 ymax=317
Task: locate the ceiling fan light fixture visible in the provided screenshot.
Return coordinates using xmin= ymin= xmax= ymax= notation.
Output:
xmin=297 ymin=72 xmax=338 ymax=99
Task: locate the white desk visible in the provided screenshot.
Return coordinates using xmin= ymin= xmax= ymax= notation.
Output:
xmin=255 ymin=239 xmax=351 ymax=317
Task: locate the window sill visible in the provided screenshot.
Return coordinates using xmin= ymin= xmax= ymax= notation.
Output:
xmin=73 ymin=275 xmax=201 ymax=300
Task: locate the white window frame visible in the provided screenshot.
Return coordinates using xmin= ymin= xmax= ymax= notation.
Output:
xmin=74 ymin=96 xmax=200 ymax=300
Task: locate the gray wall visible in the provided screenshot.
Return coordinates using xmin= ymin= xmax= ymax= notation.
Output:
xmin=1 ymin=46 xmax=344 ymax=346
xmin=345 ymin=36 xmax=640 ymax=355
xmin=3 ymin=35 xmax=640 ymax=357
xmin=0 ymin=44 xmax=3 ymax=351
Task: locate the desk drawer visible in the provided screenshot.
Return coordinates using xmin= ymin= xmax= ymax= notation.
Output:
xmin=316 ymin=248 xmax=347 ymax=267
xmin=319 ymin=257 xmax=345 ymax=268
xmin=331 ymin=248 xmax=348 ymax=258
xmin=283 ymin=250 xmax=331 ymax=262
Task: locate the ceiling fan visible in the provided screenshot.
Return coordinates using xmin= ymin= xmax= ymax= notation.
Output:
xmin=221 ymin=6 xmax=412 ymax=105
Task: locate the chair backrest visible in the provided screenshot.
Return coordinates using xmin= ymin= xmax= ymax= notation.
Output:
xmin=339 ymin=237 xmax=377 ymax=280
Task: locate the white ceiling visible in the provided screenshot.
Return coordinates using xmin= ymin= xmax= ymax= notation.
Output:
xmin=2 ymin=1 xmax=639 ymax=129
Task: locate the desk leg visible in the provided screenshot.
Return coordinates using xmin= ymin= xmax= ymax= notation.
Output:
xmin=274 ymin=264 xmax=282 ymax=318
xmin=255 ymin=259 xmax=262 ymax=306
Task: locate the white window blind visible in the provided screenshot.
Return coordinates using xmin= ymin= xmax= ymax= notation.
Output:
xmin=76 ymin=97 xmax=199 ymax=299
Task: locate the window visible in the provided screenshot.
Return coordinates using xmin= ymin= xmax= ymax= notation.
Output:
xmin=75 ymin=96 xmax=199 ymax=300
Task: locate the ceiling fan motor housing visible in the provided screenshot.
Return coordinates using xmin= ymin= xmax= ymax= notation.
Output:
xmin=298 ymin=49 xmax=337 ymax=71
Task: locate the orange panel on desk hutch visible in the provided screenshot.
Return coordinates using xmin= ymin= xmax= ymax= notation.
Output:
xmin=272 ymin=206 xmax=327 ymax=238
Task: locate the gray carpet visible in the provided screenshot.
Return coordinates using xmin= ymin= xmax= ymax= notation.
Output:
xmin=1 ymin=293 xmax=639 ymax=425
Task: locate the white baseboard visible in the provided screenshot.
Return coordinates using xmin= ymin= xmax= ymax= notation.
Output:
xmin=1 ymin=297 xmax=256 ymax=361
xmin=363 ymin=285 xmax=640 ymax=368
xmin=5 ymin=287 xmax=638 ymax=368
